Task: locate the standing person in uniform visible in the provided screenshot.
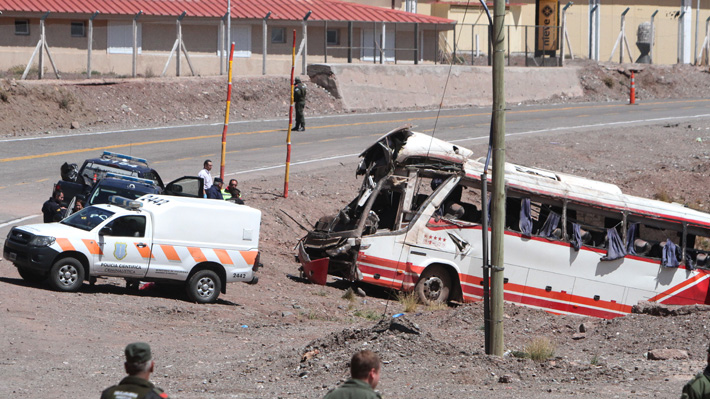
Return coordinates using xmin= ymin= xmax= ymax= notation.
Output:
xmin=323 ymin=350 xmax=382 ymax=399
xmin=41 ymin=190 xmax=66 ymax=223
xmin=101 ymin=342 xmax=169 ymax=399
xmin=681 ymin=343 xmax=710 ymax=398
xmin=293 ymin=77 xmax=307 ymax=132
xmin=198 ymin=159 xmax=213 ymax=192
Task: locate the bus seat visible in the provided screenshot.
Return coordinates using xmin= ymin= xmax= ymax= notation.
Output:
xmin=633 ymin=239 xmax=651 ymax=255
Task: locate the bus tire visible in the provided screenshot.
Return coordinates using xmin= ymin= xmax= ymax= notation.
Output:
xmin=415 ymin=265 xmax=451 ymax=305
xmin=186 ymin=269 xmax=221 ymax=304
xmin=48 ymin=258 xmax=85 ymax=292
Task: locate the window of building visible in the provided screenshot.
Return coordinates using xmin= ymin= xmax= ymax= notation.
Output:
xmin=327 ymin=29 xmax=339 ymax=45
xmin=71 ymin=21 xmax=86 ymax=37
xmin=271 ymin=27 xmax=286 ymax=44
xmin=15 ymin=20 xmax=30 ymax=35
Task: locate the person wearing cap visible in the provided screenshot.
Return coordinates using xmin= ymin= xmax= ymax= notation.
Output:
xmin=206 ymin=177 xmax=224 ymax=200
xmin=681 ymin=343 xmax=710 ymax=399
xmin=323 ymin=350 xmax=382 ymax=399
xmin=101 ymin=342 xmax=169 ymax=399
xmin=293 ymin=76 xmax=307 ymax=132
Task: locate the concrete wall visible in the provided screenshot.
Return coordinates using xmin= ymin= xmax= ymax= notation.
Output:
xmin=308 ymin=63 xmax=583 ymax=112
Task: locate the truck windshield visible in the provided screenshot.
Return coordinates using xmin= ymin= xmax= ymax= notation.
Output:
xmin=88 ymin=185 xmax=156 ymax=205
xmin=61 ymin=207 xmax=115 ymax=231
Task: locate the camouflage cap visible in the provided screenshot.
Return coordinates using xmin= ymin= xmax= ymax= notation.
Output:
xmin=125 ymin=342 xmax=152 ymax=363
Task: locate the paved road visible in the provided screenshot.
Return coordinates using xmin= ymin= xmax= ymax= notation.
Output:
xmin=1 ymin=98 xmax=710 ymax=238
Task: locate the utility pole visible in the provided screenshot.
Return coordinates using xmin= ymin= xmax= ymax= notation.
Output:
xmin=489 ymin=0 xmax=506 ymax=357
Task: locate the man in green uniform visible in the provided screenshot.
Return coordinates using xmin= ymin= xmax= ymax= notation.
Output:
xmin=681 ymin=343 xmax=710 ymax=399
xmin=323 ymin=350 xmax=382 ymax=399
xmin=293 ymin=76 xmax=307 ymax=131
xmin=101 ymin=342 xmax=170 ymax=399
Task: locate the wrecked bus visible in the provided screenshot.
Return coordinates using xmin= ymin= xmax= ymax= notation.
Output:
xmin=296 ymin=125 xmax=710 ymax=318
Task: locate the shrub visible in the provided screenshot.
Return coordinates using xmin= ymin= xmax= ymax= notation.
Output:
xmin=524 ymin=337 xmax=555 ymax=361
xmin=602 ymin=76 xmax=614 ymax=88
xmin=353 ymin=309 xmax=381 ymax=321
xmin=396 ymin=291 xmax=419 ymax=313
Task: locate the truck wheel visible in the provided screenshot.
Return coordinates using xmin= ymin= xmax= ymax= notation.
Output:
xmin=186 ymin=270 xmax=221 ymax=304
xmin=48 ymin=258 xmax=85 ymax=292
xmin=17 ymin=267 xmax=46 ymax=283
xmin=415 ymin=265 xmax=451 ymax=305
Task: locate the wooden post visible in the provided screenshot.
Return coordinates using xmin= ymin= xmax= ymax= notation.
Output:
xmin=490 ymin=0 xmax=507 ymax=357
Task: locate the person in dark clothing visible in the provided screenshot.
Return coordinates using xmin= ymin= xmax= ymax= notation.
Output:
xmin=101 ymin=342 xmax=169 ymax=399
xmin=323 ymin=350 xmax=382 ymax=399
xmin=293 ymin=76 xmax=307 ymax=131
xmin=206 ymin=177 xmax=224 ymax=200
xmin=41 ymin=190 xmax=66 ymax=223
xmin=681 ymin=343 xmax=710 ymax=399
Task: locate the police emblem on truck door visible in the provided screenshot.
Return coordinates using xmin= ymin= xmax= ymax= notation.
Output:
xmin=113 ymin=242 xmax=128 ymax=260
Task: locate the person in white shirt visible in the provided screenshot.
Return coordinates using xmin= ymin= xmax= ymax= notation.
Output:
xmin=198 ymin=159 xmax=213 ymax=191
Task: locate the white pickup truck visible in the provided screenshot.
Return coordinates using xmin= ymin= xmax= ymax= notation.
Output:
xmin=4 ymin=194 xmax=261 ymax=303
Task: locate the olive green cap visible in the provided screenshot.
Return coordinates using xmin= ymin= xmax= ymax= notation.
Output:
xmin=125 ymin=342 xmax=152 ymax=363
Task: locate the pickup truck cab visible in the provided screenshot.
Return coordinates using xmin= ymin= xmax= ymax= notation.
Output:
xmin=4 ymin=194 xmax=261 ymax=303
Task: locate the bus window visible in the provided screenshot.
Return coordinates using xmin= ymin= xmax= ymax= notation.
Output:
xmin=567 ymin=206 xmax=622 ymax=250
xmin=627 ymin=218 xmax=682 ymax=260
xmin=684 ymin=225 xmax=710 ymax=268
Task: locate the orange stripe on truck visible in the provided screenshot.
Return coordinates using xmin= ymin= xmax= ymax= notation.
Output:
xmin=213 ymin=249 xmax=233 ymax=265
xmin=160 ymin=245 xmax=181 ymax=262
xmin=134 ymin=243 xmax=154 ymax=259
xmin=240 ymin=251 xmax=258 ymax=266
xmin=188 ymin=247 xmax=207 ymax=263
xmin=82 ymin=239 xmax=102 ymax=255
xmin=56 ymin=238 xmax=75 ymax=251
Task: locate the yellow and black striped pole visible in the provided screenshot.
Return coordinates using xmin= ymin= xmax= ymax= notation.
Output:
xmin=284 ymin=29 xmax=296 ymax=198
xmin=220 ymin=42 xmax=235 ymax=181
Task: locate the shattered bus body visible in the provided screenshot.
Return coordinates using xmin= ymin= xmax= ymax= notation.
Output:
xmin=296 ymin=126 xmax=710 ymax=318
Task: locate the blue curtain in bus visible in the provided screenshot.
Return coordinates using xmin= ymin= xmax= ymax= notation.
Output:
xmin=539 ymin=211 xmax=560 ymax=238
xmin=602 ymin=227 xmax=626 ymax=261
xmin=571 ymin=223 xmax=582 ymax=251
xmin=519 ymin=198 xmax=532 ymax=236
xmin=662 ymin=239 xmax=680 ymax=268
xmin=626 ymin=223 xmax=639 ymax=255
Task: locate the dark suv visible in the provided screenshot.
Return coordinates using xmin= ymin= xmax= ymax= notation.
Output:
xmin=57 ymin=151 xmax=163 ymax=207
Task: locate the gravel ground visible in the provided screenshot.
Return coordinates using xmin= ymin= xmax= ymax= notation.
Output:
xmin=2 ymin=61 xmax=710 ymax=398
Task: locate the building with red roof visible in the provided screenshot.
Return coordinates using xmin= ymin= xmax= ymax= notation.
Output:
xmin=0 ymin=0 xmax=456 ymax=77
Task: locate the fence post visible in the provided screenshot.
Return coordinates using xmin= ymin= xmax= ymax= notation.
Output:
xmin=348 ymin=21 xmax=353 ymax=63
xmin=133 ymin=11 xmax=142 ymax=78
xmin=87 ymin=11 xmax=99 ymax=78
xmin=263 ymin=12 xmax=271 ymax=75
xmin=650 ymin=10 xmax=658 ymax=64
xmin=414 ymin=23 xmax=419 ymax=65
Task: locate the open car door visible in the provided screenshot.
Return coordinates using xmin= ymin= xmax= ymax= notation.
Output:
xmin=164 ymin=176 xmax=204 ymax=198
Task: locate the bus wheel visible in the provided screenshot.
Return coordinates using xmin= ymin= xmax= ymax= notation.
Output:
xmin=415 ymin=265 xmax=451 ymax=305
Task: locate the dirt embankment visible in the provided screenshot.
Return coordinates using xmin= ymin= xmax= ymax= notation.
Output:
xmin=2 ymin=61 xmax=710 ymax=398
xmin=1 ymin=60 xmax=709 ymax=138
